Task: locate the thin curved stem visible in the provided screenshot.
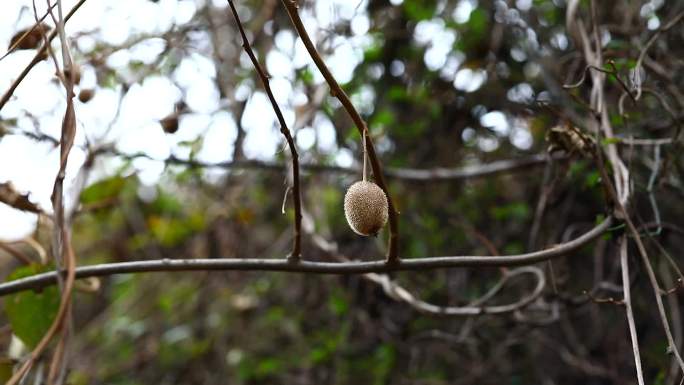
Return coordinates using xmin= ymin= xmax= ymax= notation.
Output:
xmin=372 ymin=266 xmax=545 ymax=316
xmin=227 ymin=0 xmax=302 ymax=259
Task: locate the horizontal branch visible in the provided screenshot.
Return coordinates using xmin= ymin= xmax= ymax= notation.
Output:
xmin=110 ymin=150 xmax=555 ymax=182
xmin=0 ymin=216 xmax=611 ymax=296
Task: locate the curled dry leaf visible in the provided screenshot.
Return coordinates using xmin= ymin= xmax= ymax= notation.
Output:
xmin=8 ymin=23 xmax=51 ymax=51
xmin=160 ymin=114 xmax=179 ymax=134
xmin=0 ymin=183 xmax=42 ymax=214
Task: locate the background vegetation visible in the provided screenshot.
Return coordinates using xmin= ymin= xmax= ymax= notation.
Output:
xmin=0 ymin=0 xmax=683 ymax=384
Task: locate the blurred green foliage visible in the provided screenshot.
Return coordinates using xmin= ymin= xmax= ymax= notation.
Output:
xmin=1 ymin=0 xmax=682 ymax=383
xmin=5 ymin=265 xmax=59 ymax=348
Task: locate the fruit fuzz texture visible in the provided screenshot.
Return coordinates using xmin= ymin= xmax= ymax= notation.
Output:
xmin=344 ymin=180 xmax=389 ymax=236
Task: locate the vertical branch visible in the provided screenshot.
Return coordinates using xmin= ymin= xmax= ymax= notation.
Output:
xmin=633 ymin=10 xmax=684 ymax=100
xmin=6 ymin=1 xmax=80 ymax=383
xmin=620 ymin=236 xmax=645 ymax=385
xmin=48 ymin=0 xmax=78 ymax=382
xmin=226 ymin=0 xmax=302 ymax=260
xmin=570 ymin=1 xmax=684 ymax=377
xmin=660 ymin=260 xmax=684 ymax=385
xmin=629 ymin=214 xmax=684 ymax=373
xmin=279 ymin=0 xmax=399 ymax=263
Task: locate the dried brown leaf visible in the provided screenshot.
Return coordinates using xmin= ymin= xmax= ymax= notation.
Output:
xmin=58 ymin=101 xmax=76 ymax=174
xmin=0 ymin=183 xmax=42 ymax=214
xmin=8 ymin=23 xmax=51 ymax=51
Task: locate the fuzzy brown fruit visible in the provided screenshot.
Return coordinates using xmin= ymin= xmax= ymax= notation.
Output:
xmin=344 ymin=180 xmax=388 ymax=236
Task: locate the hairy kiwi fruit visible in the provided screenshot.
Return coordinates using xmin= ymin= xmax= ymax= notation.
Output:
xmin=344 ymin=180 xmax=388 ymax=236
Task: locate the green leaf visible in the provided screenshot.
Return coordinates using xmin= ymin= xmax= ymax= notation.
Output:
xmin=148 ymin=216 xmax=197 ymax=247
xmin=80 ymin=176 xmax=127 ymax=205
xmin=467 ymin=8 xmax=489 ymax=36
xmin=601 ymin=137 xmax=621 ymax=146
xmin=370 ymin=109 xmax=396 ymax=128
xmin=372 ymin=344 xmax=396 ymax=385
xmin=402 ymin=0 xmax=436 ymax=21
xmin=4 ymin=264 xmax=60 ymax=348
xmin=0 ymin=358 xmax=15 ymax=383
xmin=595 ymin=213 xmax=606 ymax=224
xmin=328 ymin=290 xmax=349 ymax=316
xmin=149 ymin=190 xmax=184 ymax=216
xmin=584 ymin=170 xmax=601 ymax=188
xmin=490 ymin=202 xmax=530 ymax=221
xmin=363 ymin=36 xmax=384 ymax=62
xmin=388 ymin=85 xmax=409 ymax=101
xmin=100 ymin=70 xmax=118 ymax=89
xmin=255 ymin=357 xmax=282 ymax=377
xmin=297 ymin=68 xmax=314 ymax=85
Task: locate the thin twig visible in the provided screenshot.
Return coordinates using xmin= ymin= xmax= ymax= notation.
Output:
xmin=620 ymin=236 xmax=645 ymax=385
xmin=226 ymin=0 xmax=302 ymax=260
xmin=595 ymin=134 xmax=684 ymax=374
xmin=116 ymin=149 xmax=558 ymax=181
xmin=5 ymin=1 xmax=80 ymax=383
xmin=570 ymin=3 xmax=683 ymax=378
xmin=628 ymin=211 xmax=684 ymax=373
xmin=0 ymin=242 xmax=34 ymax=265
xmin=373 ymin=266 xmax=545 ymax=316
xmin=661 ymin=261 xmax=684 ymax=385
xmin=279 ymin=0 xmax=399 ymax=263
xmin=563 ymin=62 xmax=636 ymax=105
xmin=646 ymin=144 xmax=662 ymax=235
xmin=634 ymin=10 xmax=684 ymax=100
xmin=48 ymin=0 xmax=78 ymax=383
xmin=582 ymin=290 xmax=624 ymax=306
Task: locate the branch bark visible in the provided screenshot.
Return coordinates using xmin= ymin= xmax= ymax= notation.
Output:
xmin=620 ymin=236 xmax=645 ymax=385
xmin=6 ymin=0 xmax=79 ymax=382
xmin=0 ymin=216 xmax=611 ymax=296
